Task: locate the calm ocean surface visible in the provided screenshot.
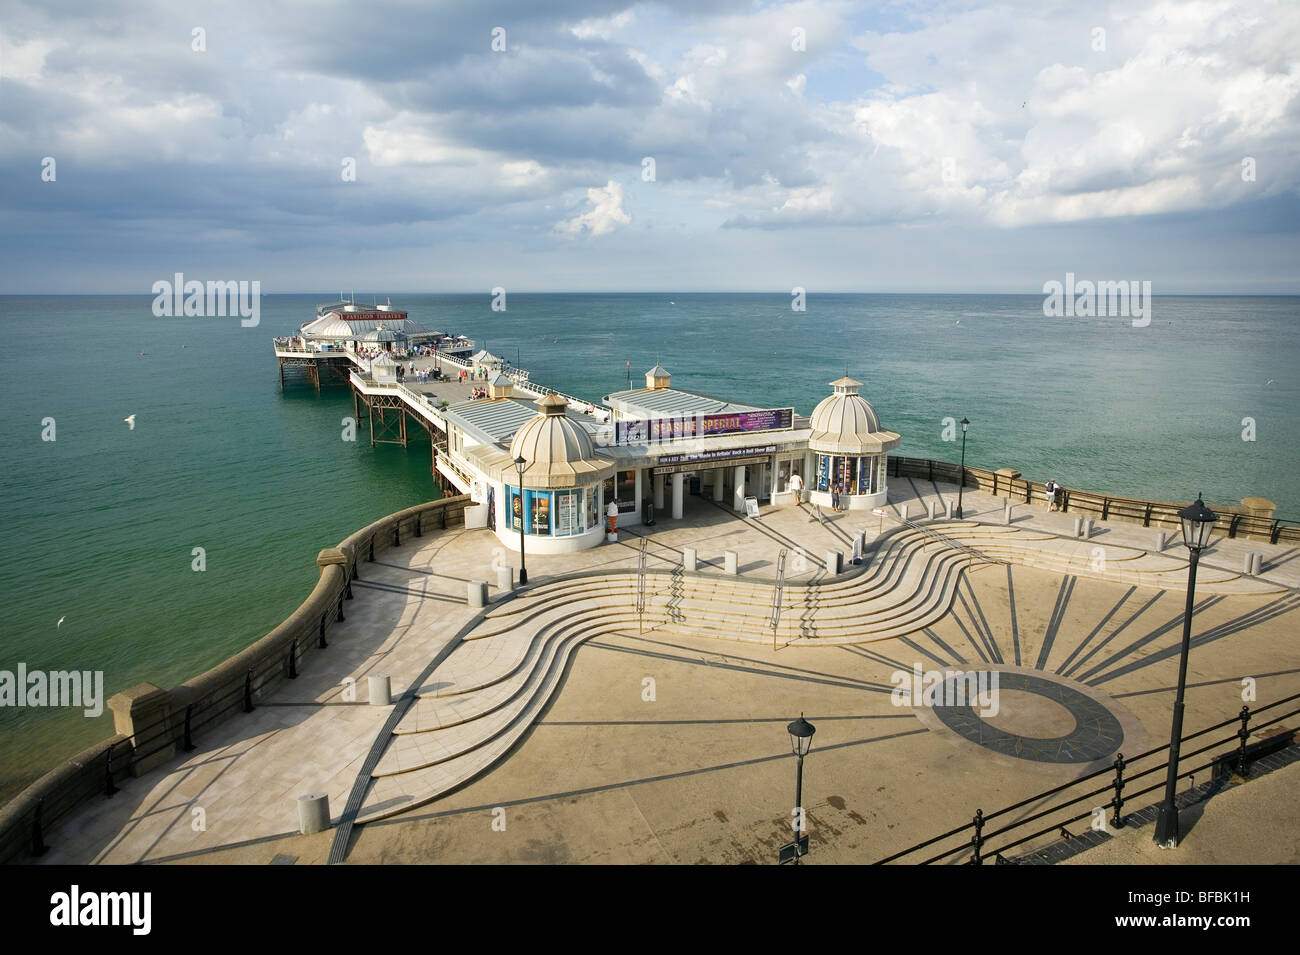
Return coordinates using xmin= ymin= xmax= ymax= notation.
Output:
xmin=2 ymin=292 xmax=1297 ymax=800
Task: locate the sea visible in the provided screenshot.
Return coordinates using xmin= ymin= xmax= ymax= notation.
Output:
xmin=2 ymin=292 xmax=1297 ymax=802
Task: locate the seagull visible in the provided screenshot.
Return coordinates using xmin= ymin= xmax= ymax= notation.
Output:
xmin=57 ymin=616 xmax=65 ymax=629
xmin=955 ymin=319 xmax=961 ymax=325
xmin=124 ymin=414 xmax=136 ymax=430
xmin=1265 ymin=378 xmax=1276 ymax=386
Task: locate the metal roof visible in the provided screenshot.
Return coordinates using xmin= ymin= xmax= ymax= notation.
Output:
xmin=604 ymin=386 xmax=761 ymax=418
xmin=445 ymin=397 xmax=602 ymax=447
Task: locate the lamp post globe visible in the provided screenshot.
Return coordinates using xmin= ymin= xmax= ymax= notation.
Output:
xmin=1153 ymin=493 xmax=1217 ymax=848
xmin=514 ymin=455 xmax=528 ymax=585
xmin=955 ymin=418 xmax=970 ymax=519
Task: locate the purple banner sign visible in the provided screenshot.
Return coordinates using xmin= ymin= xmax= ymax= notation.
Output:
xmin=615 ymin=408 xmax=792 ymax=444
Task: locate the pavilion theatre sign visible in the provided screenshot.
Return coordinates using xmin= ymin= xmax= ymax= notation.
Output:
xmin=613 ymin=408 xmax=793 ymax=445
xmin=656 ymin=444 xmax=778 ymax=466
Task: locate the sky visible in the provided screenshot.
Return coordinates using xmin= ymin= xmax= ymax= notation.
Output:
xmin=2 ymin=0 xmax=1299 ymax=293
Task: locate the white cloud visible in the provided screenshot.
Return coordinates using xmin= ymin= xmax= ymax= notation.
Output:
xmin=555 ymin=180 xmax=631 ymax=237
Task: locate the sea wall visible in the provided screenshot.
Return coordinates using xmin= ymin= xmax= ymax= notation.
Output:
xmin=0 ymin=495 xmax=473 ymax=864
xmin=889 ymin=456 xmax=1294 ymax=544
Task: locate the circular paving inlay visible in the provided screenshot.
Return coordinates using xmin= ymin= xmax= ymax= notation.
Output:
xmin=929 ymin=671 xmax=1125 ymax=764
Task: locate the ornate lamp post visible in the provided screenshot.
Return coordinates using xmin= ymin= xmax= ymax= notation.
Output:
xmin=787 ymin=714 xmax=816 ymax=864
xmin=955 ymin=417 xmax=970 ymax=519
xmin=514 ymin=455 xmax=529 ymax=585
xmin=1153 ymin=493 xmax=1218 ymax=848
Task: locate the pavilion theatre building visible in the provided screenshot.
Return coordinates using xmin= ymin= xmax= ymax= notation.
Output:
xmin=441 ymin=366 xmax=900 ymax=555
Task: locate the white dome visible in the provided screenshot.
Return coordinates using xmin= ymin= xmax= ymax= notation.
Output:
xmin=507 ymin=394 xmax=613 ymax=488
xmin=808 ymin=377 xmax=901 ymax=455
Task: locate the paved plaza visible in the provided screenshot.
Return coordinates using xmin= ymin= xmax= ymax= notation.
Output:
xmin=37 ymin=479 xmax=1300 ymax=865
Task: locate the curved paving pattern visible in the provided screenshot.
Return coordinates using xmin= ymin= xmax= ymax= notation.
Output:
xmin=931 ymin=671 xmax=1125 ymax=763
xmin=349 ymin=518 xmax=1287 ymax=824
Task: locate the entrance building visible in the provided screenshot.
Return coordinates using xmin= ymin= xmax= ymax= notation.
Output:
xmin=436 ymin=365 xmax=901 ymax=553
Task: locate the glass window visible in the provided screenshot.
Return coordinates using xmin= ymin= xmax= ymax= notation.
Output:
xmin=527 ymin=489 xmax=551 ymax=535
xmin=554 ymin=488 xmax=582 ymax=537
xmin=616 ymin=469 xmax=636 ymax=512
xmin=586 ymin=484 xmax=599 ymax=529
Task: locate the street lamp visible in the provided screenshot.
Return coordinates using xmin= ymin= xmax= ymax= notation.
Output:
xmin=955 ymin=417 xmax=970 ymax=519
xmin=514 ymin=455 xmax=529 ymax=585
xmin=788 ymin=714 xmax=816 ymax=863
xmin=1153 ymin=493 xmax=1217 ymax=848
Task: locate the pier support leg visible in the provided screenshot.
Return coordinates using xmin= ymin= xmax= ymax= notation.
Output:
xmin=671 ymin=473 xmax=685 ymax=520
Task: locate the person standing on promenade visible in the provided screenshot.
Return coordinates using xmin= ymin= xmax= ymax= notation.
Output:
xmin=789 ymin=472 xmax=804 ymax=507
xmin=1045 ymin=478 xmax=1060 ymax=511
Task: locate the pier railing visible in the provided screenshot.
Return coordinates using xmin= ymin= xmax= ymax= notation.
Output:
xmin=871 ymin=691 xmax=1300 ymax=864
xmin=888 ymin=456 xmax=1295 ymax=544
xmin=0 ymin=495 xmax=475 ymax=864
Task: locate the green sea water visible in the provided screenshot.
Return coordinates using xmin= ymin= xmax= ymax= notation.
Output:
xmin=1 ymin=292 xmax=1297 ymax=801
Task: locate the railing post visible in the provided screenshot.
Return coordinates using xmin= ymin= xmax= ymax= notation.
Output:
xmin=31 ymin=799 xmax=48 ymax=857
xmin=1110 ymin=753 xmax=1126 ymax=828
xmin=183 ymin=704 xmax=196 ymax=751
xmin=104 ymin=741 xmax=118 ymax=797
xmin=393 ymin=522 xmax=401 ymax=547
xmin=368 ymin=535 xmax=375 ymax=562
xmin=244 ymin=670 xmax=254 ymax=712
xmin=969 ymin=809 xmax=985 ymax=865
xmin=336 ymin=591 xmax=345 ymax=624
xmin=1236 ymin=705 xmax=1252 ymax=776
xmin=287 ymin=638 xmax=298 ymax=678
xmin=415 ymin=512 xmax=423 ymax=537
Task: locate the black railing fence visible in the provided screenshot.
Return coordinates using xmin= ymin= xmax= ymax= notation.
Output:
xmin=872 ymin=691 xmax=1300 ymax=865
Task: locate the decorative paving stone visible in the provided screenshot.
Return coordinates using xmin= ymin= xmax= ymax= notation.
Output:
xmin=931 ymin=671 xmax=1125 ymax=764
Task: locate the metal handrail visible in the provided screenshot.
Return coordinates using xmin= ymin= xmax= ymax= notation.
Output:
xmin=872 ymin=691 xmax=1300 ymax=864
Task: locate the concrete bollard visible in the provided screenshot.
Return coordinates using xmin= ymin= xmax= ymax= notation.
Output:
xmin=1246 ymin=551 xmax=1263 ymax=575
xmin=1083 ymin=518 xmax=1095 ymax=538
xmin=1003 ymin=502 xmax=1013 ymax=525
xmin=825 ymin=550 xmax=842 ymax=575
xmin=946 ymin=500 xmax=955 ymax=519
xmin=683 ymin=547 xmax=696 ymax=572
xmin=927 ymin=500 xmax=937 ymax=519
xmin=1074 ymin=516 xmax=1084 ymax=538
xmin=497 ymin=565 xmax=514 ymax=593
xmin=1155 ymin=530 xmax=1167 ymax=551
xmin=724 ymin=550 xmax=738 ymax=575
xmin=853 ymin=532 xmax=866 ymax=564
xmin=368 ymin=674 xmax=391 ymax=706
xmin=899 ymin=503 xmax=909 ymax=522
xmin=297 ymin=792 xmax=330 ymax=835
xmin=468 ymin=579 xmax=488 ymax=607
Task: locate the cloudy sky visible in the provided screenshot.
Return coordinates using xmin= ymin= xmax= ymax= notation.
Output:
xmin=3 ymin=0 xmax=1298 ymax=292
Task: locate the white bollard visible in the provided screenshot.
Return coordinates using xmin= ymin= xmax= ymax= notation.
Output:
xmin=825 ymin=550 xmax=842 ymax=575
xmin=1253 ymin=553 xmax=1264 ymax=575
xmin=467 ymin=579 xmax=488 ymax=607
xmin=1003 ymin=502 xmax=1013 ymax=525
xmin=1245 ymin=551 xmax=1263 ymax=575
xmin=724 ymin=550 xmax=738 ymax=575
xmin=928 ymin=500 xmax=937 ymax=519
xmin=368 ymin=674 xmax=391 ymax=706
xmin=683 ymin=547 xmax=697 ymax=572
xmin=900 ymin=503 xmax=910 ymax=522
xmin=1155 ymin=530 xmax=1167 ymax=551
xmin=497 ymin=566 xmax=514 ymax=593
xmin=297 ymin=793 xmax=330 ymax=835
xmin=1074 ymin=516 xmax=1084 ymax=538
xmin=1083 ymin=518 xmax=1095 ymax=538
xmin=946 ymin=499 xmax=955 ymax=519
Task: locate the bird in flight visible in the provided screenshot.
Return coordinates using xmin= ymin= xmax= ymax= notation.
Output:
xmin=57 ymin=616 xmax=65 ymax=629
xmin=124 ymin=414 xmax=136 ymax=430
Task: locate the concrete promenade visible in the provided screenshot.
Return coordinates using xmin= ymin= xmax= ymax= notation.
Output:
xmin=37 ymin=480 xmax=1300 ymax=865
